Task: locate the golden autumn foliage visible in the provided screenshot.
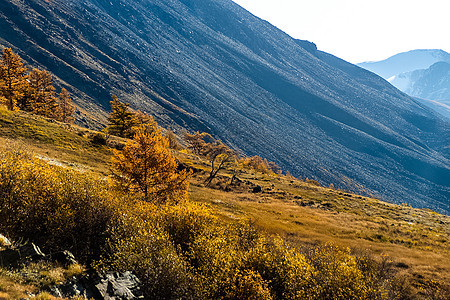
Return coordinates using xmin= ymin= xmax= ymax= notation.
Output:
xmin=240 ymin=155 xmax=282 ymax=174
xmin=107 ymin=95 xmax=138 ymax=138
xmin=0 ymin=48 xmax=75 ymax=122
xmin=0 ymin=48 xmax=28 ymax=110
xmin=57 ymin=88 xmax=74 ymax=123
xmin=166 ymin=129 xmax=182 ymax=150
xmin=0 ymin=148 xmax=120 ymax=261
xmin=184 ymin=131 xmax=210 ymax=155
xmin=27 ymin=68 xmax=59 ymax=119
xmin=111 ymin=120 xmax=190 ymax=204
xmin=185 ymin=131 xmax=237 ymax=185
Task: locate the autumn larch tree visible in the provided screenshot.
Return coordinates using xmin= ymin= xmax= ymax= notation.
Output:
xmin=184 ymin=131 xmax=210 ymax=155
xmin=107 ymin=95 xmax=138 ymax=138
xmin=58 ymin=88 xmax=74 ymax=123
xmin=28 ymin=68 xmax=59 ymax=118
xmin=111 ymin=119 xmax=190 ymax=204
xmin=0 ymin=48 xmax=28 ymax=110
xmin=166 ymin=130 xmax=182 ymax=150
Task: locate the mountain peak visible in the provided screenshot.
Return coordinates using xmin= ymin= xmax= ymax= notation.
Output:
xmin=358 ymin=49 xmax=450 ymax=79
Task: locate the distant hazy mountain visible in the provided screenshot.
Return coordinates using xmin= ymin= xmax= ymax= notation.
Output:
xmin=358 ymin=49 xmax=450 ymax=79
xmin=1 ymin=0 xmax=449 ymax=213
xmin=358 ymin=50 xmax=450 ymax=118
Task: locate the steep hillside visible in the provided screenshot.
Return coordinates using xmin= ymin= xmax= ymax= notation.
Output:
xmin=0 ymin=0 xmax=449 ymax=213
xmin=408 ymin=62 xmax=450 ymax=109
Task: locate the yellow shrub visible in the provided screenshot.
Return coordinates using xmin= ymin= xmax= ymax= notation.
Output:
xmin=307 ymin=243 xmax=394 ymax=299
xmin=0 ymin=149 xmax=121 ymax=261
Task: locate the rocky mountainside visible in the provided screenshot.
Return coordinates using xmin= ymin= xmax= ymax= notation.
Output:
xmin=405 ymin=62 xmax=450 ymax=118
xmin=358 ymin=50 xmax=450 ymax=118
xmin=0 ymin=0 xmax=449 ymax=213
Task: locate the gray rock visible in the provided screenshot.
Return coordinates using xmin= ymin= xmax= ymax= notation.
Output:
xmin=50 ymin=279 xmax=96 ymax=299
xmin=51 ymin=271 xmax=143 ymax=300
xmin=95 ymin=272 xmax=143 ymax=300
xmin=18 ymin=243 xmax=46 ymax=260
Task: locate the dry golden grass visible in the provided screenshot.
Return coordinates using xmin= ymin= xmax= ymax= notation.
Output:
xmin=0 ymin=271 xmax=35 ymax=299
xmin=0 ymin=262 xmax=85 ymax=300
xmin=0 ymin=106 xmax=117 ymax=175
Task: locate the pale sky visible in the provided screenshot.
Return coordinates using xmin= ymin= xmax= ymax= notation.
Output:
xmin=232 ymin=0 xmax=450 ymax=63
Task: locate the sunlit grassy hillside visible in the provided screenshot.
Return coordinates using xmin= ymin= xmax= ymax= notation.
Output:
xmin=0 ymin=107 xmax=448 ymax=299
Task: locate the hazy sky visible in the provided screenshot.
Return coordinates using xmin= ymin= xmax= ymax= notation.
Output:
xmin=232 ymin=0 xmax=450 ymax=63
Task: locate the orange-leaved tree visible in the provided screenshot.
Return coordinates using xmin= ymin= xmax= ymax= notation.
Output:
xmin=57 ymin=88 xmax=74 ymax=123
xmin=184 ymin=131 xmax=211 ymax=155
xmin=107 ymin=95 xmax=138 ymax=138
xmin=27 ymin=68 xmax=59 ymax=118
xmin=203 ymin=141 xmax=236 ymax=186
xmin=166 ymin=130 xmax=182 ymax=150
xmin=111 ymin=118 xmax=190 ymax=204
xmin=0 ymin=48 xmax=28 ymax=110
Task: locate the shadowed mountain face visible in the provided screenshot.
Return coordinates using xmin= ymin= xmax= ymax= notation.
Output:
xmin=1 ymin=0 xmax=449 ymax=213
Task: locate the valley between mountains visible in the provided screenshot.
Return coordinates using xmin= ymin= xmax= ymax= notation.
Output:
xmin=0 ymin=0 xmax=449 ymax=213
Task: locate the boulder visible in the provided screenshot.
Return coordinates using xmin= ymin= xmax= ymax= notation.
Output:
xmin=50 ymin=278 xmax=97 ymax=299
xmin=0 ymin=243 xmax=45 ymax=268
xmin=95 ymin=272 xmax=143 ymax=300
xmin=18 ymin=243 xmax=46 ymax=260
xmin=51 ymin=271 xmax=144 ymax=300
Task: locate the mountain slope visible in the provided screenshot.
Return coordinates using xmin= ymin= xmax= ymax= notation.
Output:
xmin=358 ymin=50 xmax=450 ymax=118
xmin=0 ymin=0 xmax=449 ymax=213
xmin=408 ymin=62 xmax=450 ymax=103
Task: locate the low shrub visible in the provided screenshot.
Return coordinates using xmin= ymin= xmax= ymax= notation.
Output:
xmin=0 ymin=148 xmax=121 ymax=261
xmin=90 ymin=132 xmax=107 ymax=145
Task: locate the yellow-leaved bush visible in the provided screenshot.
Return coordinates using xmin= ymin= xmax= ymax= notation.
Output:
xmin=0 ymin=148 xmax=121 ymax=261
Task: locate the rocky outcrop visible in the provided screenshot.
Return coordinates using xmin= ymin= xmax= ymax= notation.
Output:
xmin=0 ymin=240 xmax=79 ymax=268
xmin=46 ymin=250 xmax=78 ymax=267
xmin=0 ymin=236 xmax=143 ymax=300
xmin=50 ymin=271 xmax=144 ymax=300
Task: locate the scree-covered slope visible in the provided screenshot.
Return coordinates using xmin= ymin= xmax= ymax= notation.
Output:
xmin=0 ymin=0 xmax=449 ymax=213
